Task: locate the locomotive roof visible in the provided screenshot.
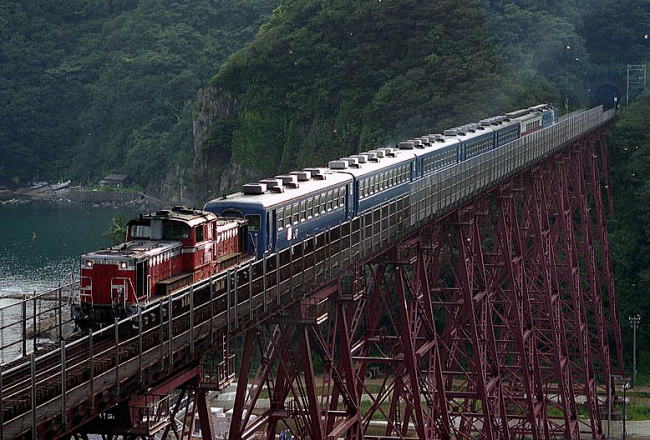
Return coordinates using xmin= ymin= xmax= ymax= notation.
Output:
xmin=130 ymin=207 xmax=218 ymax=227
xmin=208 ymin=171 xmax=352 ymax=210
xmin=83 ymin=240 xmax=181 ymax=261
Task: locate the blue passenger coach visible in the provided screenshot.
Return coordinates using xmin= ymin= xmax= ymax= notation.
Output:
xmin=204 ymin=170 xmax=352 ymax=258
xmin=205 ymin=103 xmax=560 ymax=259
xmin=443 ymin=124 xmax=496 ymax=161
xmin=399 ymin=135 xmax=460 ymax=179
xmin=329 ymin=148 xmax=414 ymax=216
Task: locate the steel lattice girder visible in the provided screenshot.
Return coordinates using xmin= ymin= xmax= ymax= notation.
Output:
xmin=212 ymin=131 xmax=623 ymax=440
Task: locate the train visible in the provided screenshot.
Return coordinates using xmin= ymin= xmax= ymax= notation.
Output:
xmin=72 ymin=207 xmax=249 ymax=327
xmin=72 ymin=103 xmax=558 ymax=327
xmin=203 ymin=104 xmax=558 ymax=258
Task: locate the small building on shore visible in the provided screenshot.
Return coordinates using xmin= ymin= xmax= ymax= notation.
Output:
xmin=99 ymin=174 xmax=129 ymax=188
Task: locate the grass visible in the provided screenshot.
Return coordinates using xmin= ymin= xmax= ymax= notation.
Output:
xmin=626 ymin=404 xmax=650 ymax=421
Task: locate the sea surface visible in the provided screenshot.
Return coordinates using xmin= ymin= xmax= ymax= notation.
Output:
xmin=0 ymin=203 xmax=138 ymax=297
xmin=0 ymin=203 xmax=139 ymax=361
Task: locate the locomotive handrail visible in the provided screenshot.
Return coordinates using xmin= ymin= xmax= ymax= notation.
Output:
xmin=0 ymin=106 xmax=615 ymax=439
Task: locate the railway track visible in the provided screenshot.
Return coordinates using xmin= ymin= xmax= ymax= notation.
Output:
xmin=0 ymin=107 xmax=615 ymax=439
xmin=1 ymin=289 xmax=217 ymax=438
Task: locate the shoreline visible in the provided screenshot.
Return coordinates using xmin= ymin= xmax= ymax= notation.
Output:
xmin=0 ymin=187 xmax=170 ymax=210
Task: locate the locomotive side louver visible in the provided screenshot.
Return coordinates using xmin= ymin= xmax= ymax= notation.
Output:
xmin=260 ymin=179 xmax=284 ymax=193
xmin=276 ymin=175 xmax=300 ymax=188
xmin=243 ymin=183 xmax=267 ymax=195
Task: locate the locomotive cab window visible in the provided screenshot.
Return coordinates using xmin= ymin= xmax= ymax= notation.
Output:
xmin=130 ymin=223 xmax=151 ymax=239
xmin=163 ymin=222 xmax=189 ymax=240
xmin=245 ymin=214 xmax=261 ymax=231
xmin=195 ymin=225 xmax=204 ymax=242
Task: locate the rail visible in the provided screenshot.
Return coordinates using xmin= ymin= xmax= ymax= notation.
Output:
xmin=0 ymin=106 xmax=615 ymax=439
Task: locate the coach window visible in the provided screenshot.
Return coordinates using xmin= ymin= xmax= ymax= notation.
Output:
xmin=285 ymin=207 xmax=292 ymax=226
xmin=326 ymin=191 xmax=332 ymax=210
xmin=277 ymin=208 xmax=284 ymax=230
xmin=307 ymin=198 xmax=314 ymax=218
xmin=299 ymin=200 xmax=306 ymax=221
xmin=292 ymin=203 xmax=300 ymax=224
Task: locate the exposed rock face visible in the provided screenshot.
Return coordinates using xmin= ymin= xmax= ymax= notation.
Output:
xmin=191 ymin=86 xmax=258 ymax=204
xmin=193 ymin=86 xmax=238 ymax=154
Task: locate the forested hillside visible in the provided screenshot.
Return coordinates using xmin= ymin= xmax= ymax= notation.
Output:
xmin=0 ymin=0 xmax=277 ymax=192
xmin=195 ymin=0 xmax=521 ymax=201
xmin=194 ymin=0 xmax=650 ymax=375
xmin=193 ymin=0 xmax=623 ymax=201
xmin=608 ymin=96 xmax=650 ymax=380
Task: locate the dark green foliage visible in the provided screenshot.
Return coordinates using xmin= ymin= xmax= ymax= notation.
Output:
xmin=482 ymin=0 xmax=589 ymax=108
xmin=206 ymin=0 xmax=515 ymax=183
xmin=0 ymin=0 xmax=277 ymax=188
xmin=608 ymin=95 xmax=650 ymax=376
xmin=104 ymin=214 xmax=127 ymax=244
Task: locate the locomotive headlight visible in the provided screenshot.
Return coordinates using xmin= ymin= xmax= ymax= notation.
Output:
xmin=85 ymin=260 xmax=93 ymax=268
xmin=120 ymin=262 xmax=128 ymax=270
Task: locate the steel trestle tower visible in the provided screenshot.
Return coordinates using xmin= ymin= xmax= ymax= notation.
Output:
xmin=226 ymin=130 xmax=623 ymax=440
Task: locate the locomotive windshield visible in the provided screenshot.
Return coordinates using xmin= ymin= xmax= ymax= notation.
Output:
xmin=163 ymin=221 xmax=189 ymax=240
xmin=130 ymin=223 xmax=151 ymax=239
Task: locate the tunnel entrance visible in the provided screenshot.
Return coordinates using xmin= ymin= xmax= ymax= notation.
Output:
xmin=592 ymin=83 xmax=622 ymax=110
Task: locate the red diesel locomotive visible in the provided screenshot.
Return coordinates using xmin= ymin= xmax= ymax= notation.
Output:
xmin=72 ymin=206 xmax=248 ymax=327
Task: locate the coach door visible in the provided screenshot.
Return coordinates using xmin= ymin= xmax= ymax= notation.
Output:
xmin=136 ymin=261 xmax=149 ymax=299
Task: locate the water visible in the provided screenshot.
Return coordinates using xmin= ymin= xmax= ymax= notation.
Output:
xmin=0 ymin=203 xmax=138 ymax=297
xmin=0 ymin=203 xmax=138 ymax=361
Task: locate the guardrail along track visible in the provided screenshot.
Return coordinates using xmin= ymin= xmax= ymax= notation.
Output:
xmin=0 ymin=106 xmax=615 ymax=439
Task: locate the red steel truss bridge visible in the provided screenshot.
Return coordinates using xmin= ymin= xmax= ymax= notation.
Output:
xmin=0 ymin=106 xmax=623 ymax=440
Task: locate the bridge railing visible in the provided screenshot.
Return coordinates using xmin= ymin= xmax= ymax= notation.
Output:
xmin=0 ymin=106 xmax=614 ymax=438
xmin=0 ymin=279 xmax=77 ymax=363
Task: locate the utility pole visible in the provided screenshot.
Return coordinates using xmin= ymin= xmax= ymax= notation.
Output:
xmin=565 ymin=43 xmax=571 ymax=114
xmin=629 ymin=315 xmax=641 ymax=387
xmin=623 ymin=382 xmax=630 ymax=440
